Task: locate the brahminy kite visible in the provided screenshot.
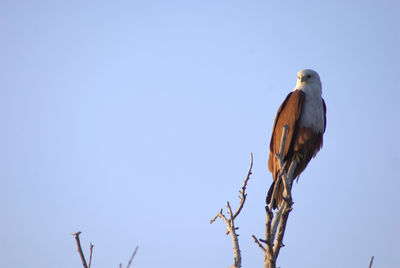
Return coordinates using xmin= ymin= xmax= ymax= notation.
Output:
xmin=266 ymin=69 xmax=326 ymax=209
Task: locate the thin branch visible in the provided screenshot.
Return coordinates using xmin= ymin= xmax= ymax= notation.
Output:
xmin=210 ymin=153 xmax=253 ymax=268
xmin=270 ymin=205 xmax=284 ymax=243
xmin=264 ymin=206 xmax=275 ymax=268
xmin=210 ymin=209 xmax=223 ymax=224
xmin=228 ymin=202 xmax=241 ymax=268
xmin=126 ymin=246 xmax=139 ymax=268
xmin=233 ymin=153 xmax=253 ymax=220
xmin=227 ymin=201 xmax=234 ymax=225
xmin=272 ymin=159 xmax=297 ymax=260
xmin=211 ymin=209 xmax=231 ymax=234
xmin=368 ymin=256 xmax=374 ymax=268
xmin=88 ymin=242 xmax=94 ymax=268
xmin=72 ymin=231 xmax=88 ymax=268
xmin=251 ymin=235 xmax=266 ymax=252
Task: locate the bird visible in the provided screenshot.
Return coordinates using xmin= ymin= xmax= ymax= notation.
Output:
xmin=266 ymin=69 xmax=326 ymax=209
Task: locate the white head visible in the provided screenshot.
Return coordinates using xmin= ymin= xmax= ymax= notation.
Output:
xmin=295 ymin=69 xmax=325 ymax=132
xmin=295 ymin=69 xmax=322 ymax=90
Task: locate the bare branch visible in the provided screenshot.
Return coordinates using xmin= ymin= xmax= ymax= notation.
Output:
xmin=213 ymin=210 xmax=231 ymax=235
xmin=272 ymin=159 xmax=297 ymax=260
xmin=227 ymin=201 xmax=234 ymax=225
xmin=263 ymin=206 xmax=275 ymax=268
xmin=72 ymin=231 xmax=88 ymax=268
xmin=229 ymin=214 xmax=241 ymax=268
xmin=210 ymin=209 xmax=223 ymax=224
xmin=233 ymin=153 xmax=253 ymax=220
xmin=368 ymin=256 xmax=374 ymax=268
xmin=251 ymin=235 xmax=266 ymax=252
xmin=71 ymin=232 xmax=139 ymax=268
xmin=88 ymin=242 xmax=93 ymax=268
xmin=126 ymin=246 xmax=139 ymax=268
xmin=258 ymin=125 xmax=298 ymax=268
xmin=270 ymin=205 xmax=284 ymax=243
xmin=211 ymin=153 xmax=253 ymax=268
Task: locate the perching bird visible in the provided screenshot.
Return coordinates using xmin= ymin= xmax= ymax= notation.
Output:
xmin=266 ymin=69 xmax=326 ymax=209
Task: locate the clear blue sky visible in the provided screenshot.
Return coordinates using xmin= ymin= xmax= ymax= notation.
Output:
xmin=1 ymin=1 xmax=399 ymax=268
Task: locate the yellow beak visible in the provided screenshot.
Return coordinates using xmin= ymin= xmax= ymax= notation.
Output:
xmin=300 ymin=76 xmax=307 ymax=82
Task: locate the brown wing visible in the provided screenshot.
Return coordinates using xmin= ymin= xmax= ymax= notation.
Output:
xmin=268 ymin=90 xmax=305 ymax=180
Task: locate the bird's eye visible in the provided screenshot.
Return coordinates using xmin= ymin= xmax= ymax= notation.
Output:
xmin=297 ymin=76 xmax=300 ymax=79
xmin=307 ymin=75 xmax=311 ymax=78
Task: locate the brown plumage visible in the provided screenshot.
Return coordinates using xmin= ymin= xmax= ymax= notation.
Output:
xmin=266 ymin=69 xmax=326 ymax=209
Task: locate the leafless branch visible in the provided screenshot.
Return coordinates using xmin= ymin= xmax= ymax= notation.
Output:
xmin=233 ymin=154 xmax=253 ymax=220
xmin=72 ymin=231 xmax=88 ymax=268
xmin=126 ymin=246 xmax=139 ymax=268
xmin=88 ymin=242 xmax=94 ymax=268
xmin=368 ymin=256 xmax=374 ymax=268
xmin=263 ymin=205 xmax=275 ymax=268
xmin=270 ymin=205 xmax=284 ymax=243
xmin=72 ymin=231 xmax=139 ymax=268
xmin=251 ymin=235 xmax=266 ymax=252
xmin=210 ymin=209 xmax=224 ymax=224
xmin=272 ymin=160 xmax=296 ymax=261
xmin=210 ymin=153 xmax=253 ymax=268
xmin=251 ymin=125 xmax=297 ymax=268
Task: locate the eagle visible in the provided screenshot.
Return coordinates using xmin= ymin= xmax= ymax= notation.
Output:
xmin=266 ymin=69 xmax=326 ymax=209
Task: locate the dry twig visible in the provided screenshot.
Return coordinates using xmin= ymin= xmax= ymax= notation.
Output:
xmin=210 ymin=153 xmax=253 ymax=268
xmin=88 ymin=242 xmax=94 ymax=268
xmin=72 ymin=231 xmax=138 ymax=268
xmin=72 ymin=231 xmax=89 ymax=268
xmin=368 ymin=256 xmax=374 ymax=268
xmin=251 ymin=235 xmax=266 ymax=252
xmin=126 ymin=246 xmax=139 ymax=268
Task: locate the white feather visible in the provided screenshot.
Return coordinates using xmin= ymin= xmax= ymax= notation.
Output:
xmin=293 ymin=69 xmax=325 ymax=133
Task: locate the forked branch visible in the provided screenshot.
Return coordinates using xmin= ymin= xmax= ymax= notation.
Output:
xmin=88 ymin=242 xmax=94 ymax=268
xmin=210 ymin=153 xmax=253 ymax=268
xmin=252 ymin=125 xmax=297 ymax=268
xmin=72 ymin=231 xmax=138 ymax=268
xmin=72 ymin=232 xmax=89 ymax=268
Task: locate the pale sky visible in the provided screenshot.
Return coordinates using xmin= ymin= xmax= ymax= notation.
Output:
xmin=1 ymin=1 xmax=400 ymax=268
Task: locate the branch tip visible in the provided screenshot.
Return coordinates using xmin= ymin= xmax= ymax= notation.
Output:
xmin=72 ymin=231 xmax=88 ymax=268
xmin=369 ymin=256 xmax=374 ymax=268
xmin=252 ymin=235 xmax=266 ymax=252
xmin=126 ymin=246 xmax=139 ymax=268
xmin=212 ymin=153 xmax=253 ymax=268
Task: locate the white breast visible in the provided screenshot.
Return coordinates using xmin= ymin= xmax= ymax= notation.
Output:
xmin=297 ymin=85 xmax=325 ymax=133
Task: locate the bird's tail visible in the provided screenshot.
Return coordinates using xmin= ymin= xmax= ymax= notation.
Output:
xmin=266 ymin=180 xmax=283 ymax=210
